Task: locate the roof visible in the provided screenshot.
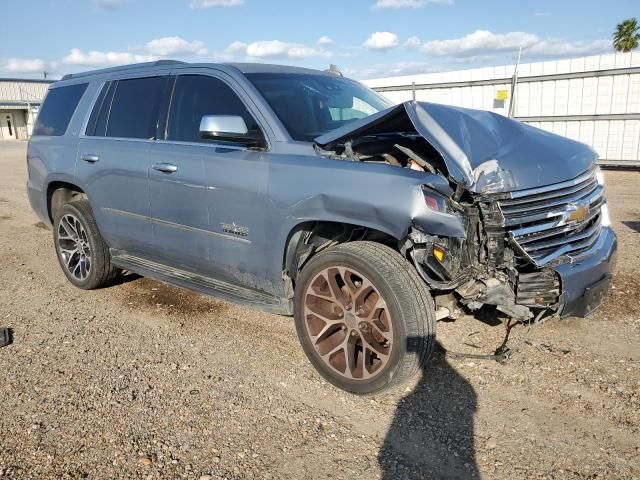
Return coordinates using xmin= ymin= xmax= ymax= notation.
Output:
xmin=223 ymin=63 xmax=330 ymax=75
xmin=57 ymin=60 xmax=331 ymax=83
xmin=0 ymin=78 xmax=54 ymax=84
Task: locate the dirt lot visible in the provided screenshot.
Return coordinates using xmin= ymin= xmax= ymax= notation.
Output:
xmin=0 ymin=140 xmax=638 ymax=480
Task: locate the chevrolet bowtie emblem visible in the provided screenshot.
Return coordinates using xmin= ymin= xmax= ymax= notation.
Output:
xmin=566 ymin=203 xmax=589 ymax=223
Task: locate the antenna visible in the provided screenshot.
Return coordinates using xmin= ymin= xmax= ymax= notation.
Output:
xmin=326 ymin=64 xmax=343 ymax=77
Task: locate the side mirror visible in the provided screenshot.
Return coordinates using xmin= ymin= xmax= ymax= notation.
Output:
xmin=199 ymin=115 xmax=264 ymax=147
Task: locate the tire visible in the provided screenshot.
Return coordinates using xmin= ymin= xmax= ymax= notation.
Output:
xmin=53 ymin=199 xmax=119 ymax=290
xmin=294 ymin=241 xmax=436 ymax=395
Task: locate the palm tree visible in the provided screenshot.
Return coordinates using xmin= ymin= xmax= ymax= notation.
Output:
xmin=613 ymin=18 xmax=640 ymax=53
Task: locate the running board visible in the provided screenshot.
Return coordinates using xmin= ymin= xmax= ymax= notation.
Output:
xmin=110 ymin=250 xmax=291 ymax=315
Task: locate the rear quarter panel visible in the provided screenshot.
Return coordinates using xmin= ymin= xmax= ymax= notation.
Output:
xmin=27 ymin=80 xmax=102 ymax=225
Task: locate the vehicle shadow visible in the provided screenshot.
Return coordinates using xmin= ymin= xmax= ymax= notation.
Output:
xmin=622 ymin=220 xmax=640 ymax=233
xmin=379 ymin=339 xmax=478 ymax=480
xmin=109 ymin=271 xmax=142 ymax=287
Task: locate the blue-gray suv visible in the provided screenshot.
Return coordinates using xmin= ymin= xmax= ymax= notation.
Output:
xmin=28 ymin=60 xmax=617 ymax=393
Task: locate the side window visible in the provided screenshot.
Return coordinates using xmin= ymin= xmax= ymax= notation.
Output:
xmin=93 ymin=81 xmax=116 ymax=137
xmin=167 ymin=75 xmax=259 ymax=143
xmin=106 ymin=76 xmax=167 ymax=139
xmin=33 ymin=83 xmax=88 ymax=136
xmin=85 ymin=81 xmax=111 ymax=136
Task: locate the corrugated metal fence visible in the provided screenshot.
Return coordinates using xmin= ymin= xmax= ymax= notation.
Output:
xmin=364 ymin=52 xmax=640 ymax=168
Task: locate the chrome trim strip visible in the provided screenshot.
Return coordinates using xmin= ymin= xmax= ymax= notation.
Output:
xmin=500 ymin=176 xmax=597 ymax=208
xmin=510 ymin=208 xmax=602 ymax=244
xmin=102 ymin=207 xmax=251 ymax=244
xmin=153 ymin=139 xmax=249 ymax=152
xmin=508 ymin=167 xmax=596 ymax=199
xmin=502 ymin=185 xmax=604 ymax=226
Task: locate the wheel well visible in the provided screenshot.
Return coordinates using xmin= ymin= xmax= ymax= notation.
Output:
xmin=47 ymin=182 xmax=87 ymax=223
xmin=282 ymin=221 xmax=399 ymax=289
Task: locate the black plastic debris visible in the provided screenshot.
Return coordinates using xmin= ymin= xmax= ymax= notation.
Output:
xmin=0 ymin=327 xmax=12 ymax=348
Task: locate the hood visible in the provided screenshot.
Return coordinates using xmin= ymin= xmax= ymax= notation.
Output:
xmin=315 ymin=101 xmax=598 ymax=194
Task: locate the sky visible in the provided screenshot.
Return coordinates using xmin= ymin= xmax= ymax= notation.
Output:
xmin=0 ymin=0 xmax=637 ymax=80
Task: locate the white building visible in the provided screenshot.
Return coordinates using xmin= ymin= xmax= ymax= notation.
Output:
xmin=0 ymin=78 xmax=52 ymax=140
xmin=364 ymin=52 xmax=640 ymax=168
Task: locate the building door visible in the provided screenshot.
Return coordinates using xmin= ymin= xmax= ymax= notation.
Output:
xmin=0 ymin=113 xmax=17 ymax=140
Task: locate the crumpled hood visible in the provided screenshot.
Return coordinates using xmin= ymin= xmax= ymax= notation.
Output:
xmin=315 ymin=101 xmax=598 ymax=194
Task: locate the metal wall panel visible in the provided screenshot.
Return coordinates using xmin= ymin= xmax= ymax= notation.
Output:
xmin=365 ymin=52 xmax=640 ymax=167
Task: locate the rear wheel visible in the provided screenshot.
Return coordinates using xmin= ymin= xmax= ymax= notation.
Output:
xmin=294 ymin=241 xmax=435 ymax=394
xmin=53 ymin=200 xmax=119 ymax=289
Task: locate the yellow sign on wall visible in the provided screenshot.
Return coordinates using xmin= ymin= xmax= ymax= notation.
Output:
xmin=495 ymin=89 xmax=509 ymax=101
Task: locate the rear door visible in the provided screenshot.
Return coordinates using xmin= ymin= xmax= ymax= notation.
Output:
xmin=149 ymin=71 xmax=269 ymax=289
xmin=76 ymin=75 xmax=169 ymax=255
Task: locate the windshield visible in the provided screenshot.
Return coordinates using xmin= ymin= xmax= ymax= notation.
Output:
xmin=246 ymin=72 xmax=393 ymax=142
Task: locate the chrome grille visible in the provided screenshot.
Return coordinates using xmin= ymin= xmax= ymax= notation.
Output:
xmin=498 ymin=168 xmax=605 ymax=266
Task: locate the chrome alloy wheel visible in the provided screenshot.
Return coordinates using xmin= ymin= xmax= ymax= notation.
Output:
xmin=57 ymin=213 xmax=92 ymax=281
xmin=303 ymin=266 xmax=393 ymax=380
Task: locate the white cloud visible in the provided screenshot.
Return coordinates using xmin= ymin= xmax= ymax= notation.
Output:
xmin=423 ymin=30 xmax=538 ymax=57
xmin=421 ymin=29 xmax=612 ymax=60
xmin=4 ymin=58 xmax=49 ymax=73
xmin=62 ymin=48 xmax=155 ymax=67
xmin=144 ymin=37 xmax=207 ymax=56
xmin=364 ymin=32 xmax=399 ymax=51
xmin=190 ymin=0 xmax=243 ymax=7
xmin=404 ymin=36 xmax=422 ymax=49
xmin=95 ymin=0 xmax=124 ymax=10
xmin=373 ymin=0 xmax=452 ymax=9
xmin=317 ymin=36 xmax=334 ymax=46
xmin=526 ymin=38 xmax=611 ymax=58
xmin=225 ymin=40 xmax=330 ymax=59
xmin=346 ymin=61 xmax=442 ymax=79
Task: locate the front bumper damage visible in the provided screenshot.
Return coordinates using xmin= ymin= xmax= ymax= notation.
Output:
xmin=555 ymin=227 xmax=617 ymax=317
xmin=409 ymin=225 xmax=616 ymax=320
xmin=405 ymin=170 xmax=617 ymax=321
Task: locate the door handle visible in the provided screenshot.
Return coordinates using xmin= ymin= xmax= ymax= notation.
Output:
xmin=81 ymin=154 xmax=99 ymax=163
xmin=152 ymin=163 xmax=178 ymax=173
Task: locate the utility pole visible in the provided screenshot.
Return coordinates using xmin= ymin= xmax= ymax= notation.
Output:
xmin=508 ymin=47 xmax=522 ymax=118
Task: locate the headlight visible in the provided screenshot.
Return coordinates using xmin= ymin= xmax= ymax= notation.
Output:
xmin=422 ymin=187 xmax=451 ymax=213
xmin=596 ymin=167 xmax=605 ymax=186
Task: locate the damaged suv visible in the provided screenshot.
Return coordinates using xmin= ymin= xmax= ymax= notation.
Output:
xmin=28 ymin=61 xmax=616 ymax=394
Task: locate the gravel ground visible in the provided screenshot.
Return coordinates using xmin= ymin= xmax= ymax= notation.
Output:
xmin=0 ymin=140 xmax=638 ymax=480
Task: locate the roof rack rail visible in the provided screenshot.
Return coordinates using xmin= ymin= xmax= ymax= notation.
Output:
xmin=60 ymin=60 xmax=186 ymax=81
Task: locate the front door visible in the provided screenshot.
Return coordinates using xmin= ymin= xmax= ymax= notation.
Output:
xmin=0 ymin=113 xmax=17 ymax=140
xmin=149 ymin=72 xmax=269 ymax=290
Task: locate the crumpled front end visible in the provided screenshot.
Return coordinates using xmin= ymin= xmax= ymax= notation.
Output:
xmin=407 ymin=166 xmax=617 ymax=320
xmin=314 ymin=100 xmax=616 ymax=320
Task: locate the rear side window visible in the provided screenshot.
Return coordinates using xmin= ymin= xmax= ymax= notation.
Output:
xmin=167 ymin=75 xmax=259 ymax=143
xmin=33 ymin=83 xmax=88 ymax=136
xmin=106 ymin=76 xmax=167 ymax=139
xmin=85 ymin=82 xmax=112 ymax=136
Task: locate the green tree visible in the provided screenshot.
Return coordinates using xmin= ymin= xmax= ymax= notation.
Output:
xmin=613 ymin=18 xmax=640 ymax=53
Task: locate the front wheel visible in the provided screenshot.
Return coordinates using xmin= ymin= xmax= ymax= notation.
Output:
xmin=294 ymin=241 xmax=436 ymax=395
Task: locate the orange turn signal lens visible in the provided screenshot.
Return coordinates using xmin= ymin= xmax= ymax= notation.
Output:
xmin=433 ymin=246 xmax=445 ymax=262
